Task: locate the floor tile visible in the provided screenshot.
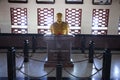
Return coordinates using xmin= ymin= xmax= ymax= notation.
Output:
xmin=0 ymin=50 xmax=120 ymax=80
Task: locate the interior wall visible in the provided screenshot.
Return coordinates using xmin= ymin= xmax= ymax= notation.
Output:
xmin=0 ymin=0 xmax=120 ymax=34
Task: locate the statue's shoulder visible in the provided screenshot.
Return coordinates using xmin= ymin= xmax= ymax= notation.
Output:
xmin=62 ymin=21 xmax=68 ymax=25
xmin=52 ymin=22 xmax=58 ymax=26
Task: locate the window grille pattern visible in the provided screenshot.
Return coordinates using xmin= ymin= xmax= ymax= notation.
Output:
xmin=11 ymin=28 xmax=27 ymax=34
xmin=38 ymin=29 xmax=50 ymax=34
xmin=118 ymin=17 xmax=120 ymax=35
xmin=10 ymin=8 xmax=28 ymax=34
xmin=92 ymin=9 xmax=109 ymax=35
xmin=65 ymin=8 xmax=82 ymax=34
xmin=37 ymin=8 xmax=54 ymax=34
xmin=69 ymin=29 xmax=81 ymax=34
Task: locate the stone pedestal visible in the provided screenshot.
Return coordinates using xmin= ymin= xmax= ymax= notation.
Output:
xmin=44 ymin=35 xmax=74 ymax=67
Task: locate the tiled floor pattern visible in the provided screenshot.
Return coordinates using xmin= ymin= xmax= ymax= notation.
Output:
xmin=0 ymin=50 xmax=120 ymax=80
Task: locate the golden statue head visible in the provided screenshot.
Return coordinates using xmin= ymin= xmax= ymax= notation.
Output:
xmin=56 ymin=13 xmax=62 ymax=23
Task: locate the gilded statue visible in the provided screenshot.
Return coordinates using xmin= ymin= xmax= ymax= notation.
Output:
xmin=50 ymin=13 xmax=69 ymax=35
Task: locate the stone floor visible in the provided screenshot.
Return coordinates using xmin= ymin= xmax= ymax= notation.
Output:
xmin=0 ymin=49 xmax=120 ymax=80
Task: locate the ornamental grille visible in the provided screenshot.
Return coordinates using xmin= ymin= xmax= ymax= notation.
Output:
xmin=92 ymin=9 xmax=109 ymax=35
xmin=37 ymin=8 xmax=54 ymax=34
xmin=65 ymin=8 xmax=82 ymax=34
xmin=10 ymin=8 xmax=28 ymax=34
xmin=118 ymin=17 xmax=120 ymax=35
xmin=37 ymin=8 xmax=54 ymax=26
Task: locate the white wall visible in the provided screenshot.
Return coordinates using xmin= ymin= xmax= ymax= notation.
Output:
xmin=0 ymin=0 xmax=120 ymax=34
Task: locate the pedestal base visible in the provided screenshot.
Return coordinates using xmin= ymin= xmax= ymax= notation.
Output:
xmin=44 ymin=61 xmax=74 ymax=67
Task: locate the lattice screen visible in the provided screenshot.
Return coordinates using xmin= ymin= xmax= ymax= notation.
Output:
xmin=92 ymin=9 xmax=109 ymax=35
xmin=10 ymin=8 xmax=28 ymax=34
xmin=37 ymin=8 xmax=54 ymax=34
xmin=65 ymin=8 xmax=82 ymax=34
xmin=118 ymin=17 xmax=120 ymax=35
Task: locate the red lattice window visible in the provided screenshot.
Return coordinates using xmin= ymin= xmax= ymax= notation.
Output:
xmin=65 ymin=8 xmax=82 ymax=34
xmin=118 ymin=17 xmax=120 ymax=35
xmin=10 ymin=8 xmax=28 ymax=34
xmin=37 ymin=8 xmax=54 ymax=34
xmin=92 ymin=9 xmax=109 ymax=35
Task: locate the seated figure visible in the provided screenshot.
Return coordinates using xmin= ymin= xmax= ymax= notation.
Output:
xmin=50 ymin=13 xmax=69 ymax=35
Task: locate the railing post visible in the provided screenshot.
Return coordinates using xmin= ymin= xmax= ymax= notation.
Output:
xmin=7 ymin=47 xmax=16 ymax=80
xmin=81 ymin=36 xmax=86 ymax=53
xmin=102 ymin=49 xmax=111 ymax=80
xmin=88 ymin=40 xmax=94 ymax=63
xmin=32 ymin=36 xmax=36 ymax=53
xmin=24 ymin=40 xmax=29 ymax=62
xmin=56 ymin=64 xmax=62 ymax=80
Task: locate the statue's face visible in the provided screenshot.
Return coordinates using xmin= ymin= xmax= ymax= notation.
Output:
xmin=57 ymin=13 xmax=62 ymax=23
